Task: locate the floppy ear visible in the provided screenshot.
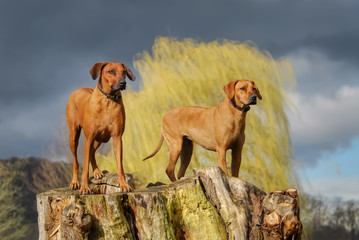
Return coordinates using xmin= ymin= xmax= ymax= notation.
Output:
xmin=124 ymin=64 xmax=136 ymax=81
xmin=223 ymin=80 xmax=238 ymax=99
xmin=256 ymin=88 xmax=262 ymax=100
xmin=252 ymin=81 xmax=262 ymax=100
xmin=90 ymin=62 xmax=107 ymax=80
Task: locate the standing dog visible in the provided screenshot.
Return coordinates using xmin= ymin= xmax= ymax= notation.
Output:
xmin=143 ymin=80 xmax=262 ymax=181
xmin=66 ymin=62 xmax=135 ymax=194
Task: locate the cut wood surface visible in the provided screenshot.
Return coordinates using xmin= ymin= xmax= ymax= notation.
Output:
xmin=37 ymin=167 xmax=302 ymax=240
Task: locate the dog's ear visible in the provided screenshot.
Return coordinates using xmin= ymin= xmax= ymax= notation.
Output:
xmin=90 ymin=62 xmax=107 ymax=80
xmin=223 ymin=80 xmax=238 ymax=99
xmin=252 ymin=81 xmax=262 ymax=100
xmin=123 ymin=64 xmax=136 ymax=81
xmin=256 ymin=88 xmax=262 ymax=100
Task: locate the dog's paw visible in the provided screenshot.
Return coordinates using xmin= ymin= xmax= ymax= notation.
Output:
xmin=93 ymin=168 xmax=104 ymax=179
xmin=70 ymin=180 xmax=80 ymax=190
xmin=119 ymin=183 xmax=133 ymax=193
xmin=80 ymin=185 xmax=92 ymax=195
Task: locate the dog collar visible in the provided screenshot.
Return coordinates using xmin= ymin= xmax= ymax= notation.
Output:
xmin=97 ymin=83 xmax=121 ymax=101
xmin=230 ymin=99 xmax=251 ymax=112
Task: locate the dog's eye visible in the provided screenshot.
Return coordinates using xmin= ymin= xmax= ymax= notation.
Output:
xmin=253 ymin=88 xmax=257 ymax=92
xmin=240 ymin=87 xmax=245 ymax=90
xmin=108 ymin=70 xmax=115 ymax=74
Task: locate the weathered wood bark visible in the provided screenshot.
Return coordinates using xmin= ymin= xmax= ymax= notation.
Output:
xmin=37 ymin=167 xmax=302 ymax=240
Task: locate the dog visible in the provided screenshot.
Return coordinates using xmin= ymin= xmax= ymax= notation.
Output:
xmin=66 ymin=62 xmax=135 ymax=194
xmin=143 ymin=80 xmax=262 ymax=181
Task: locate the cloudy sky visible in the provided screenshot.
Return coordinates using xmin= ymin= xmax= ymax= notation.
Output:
xmin=1 ymin=0 xmax=358 ymax=199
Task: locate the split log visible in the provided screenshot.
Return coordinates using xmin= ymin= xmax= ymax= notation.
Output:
xmin=37 ymin=167 xmax=302 ymax=239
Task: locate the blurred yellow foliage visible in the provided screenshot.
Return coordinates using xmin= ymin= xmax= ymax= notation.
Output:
xmin=96 ymin=37 xmax=298 ymax=191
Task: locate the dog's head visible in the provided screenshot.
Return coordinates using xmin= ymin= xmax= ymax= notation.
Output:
xmin=223 ymin=80 xmax=262 ymax=106
xmin=90 ymin=62 xmax=136 ymax=91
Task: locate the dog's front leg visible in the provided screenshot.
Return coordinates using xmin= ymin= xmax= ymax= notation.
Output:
xmin=80 ymin=138 xmax=94 ymax=194
xmin=216 ymin=148 xmax=228 ymax=175
xmin=90 ymin=141 xmax=104 ymax=180
xmin=70 ymin=161 xmax=80 ymax=190
xmin=113 ymin=135 xmax=132 ymax=192
xmin=231 ymin=148 xmax=242 ymax=178
xmin=231 ymin=136 xmax=245 ymax=177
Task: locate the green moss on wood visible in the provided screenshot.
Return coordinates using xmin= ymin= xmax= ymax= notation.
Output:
xmin=164 ymin=179 xmax=227 ymax=239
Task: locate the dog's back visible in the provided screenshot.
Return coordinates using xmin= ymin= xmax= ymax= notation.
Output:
xmin=162 ymin=106 xmax=218 ymax=151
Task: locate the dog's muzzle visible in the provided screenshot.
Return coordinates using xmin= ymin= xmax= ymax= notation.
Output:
xmin=111 ymin=85 xmax=126 ymax=91
xmin=112 ymin=80 xmax=126 ymax=91
xmin=119 ymin=80 xmax=126 ymax=90
xmin=119 ymin=83 xmax=126 ymax=90
xmin=249 ymin=94 xmax=257 ymax=105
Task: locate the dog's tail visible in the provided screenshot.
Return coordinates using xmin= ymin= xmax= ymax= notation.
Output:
xmin=143 ymin=135 xmax=164 ymax=161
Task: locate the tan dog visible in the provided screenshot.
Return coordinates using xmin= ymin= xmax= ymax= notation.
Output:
xmin=66 ymin=62 xmax=135 ymax=194
xmin=144 ymin=80 xmax=262 ymax=181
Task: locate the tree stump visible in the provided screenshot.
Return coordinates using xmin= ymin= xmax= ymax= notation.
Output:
xmin=37 ymin=167 xmax=302 ymax=239
xmin=60 ymin=203 xmax=92 ymax=240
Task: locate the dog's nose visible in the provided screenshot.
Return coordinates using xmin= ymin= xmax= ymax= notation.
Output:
xmin=117 ymin=80 xmax=127 ymax=90
xmin=250 ymin=94 xmax=257 ymax=101
xmin=119 ymin=79 xmax=126 ymax=85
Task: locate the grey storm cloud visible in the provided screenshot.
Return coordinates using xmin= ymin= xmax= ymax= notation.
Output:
xmin=0 ymin=0 xmax=358 ymax=160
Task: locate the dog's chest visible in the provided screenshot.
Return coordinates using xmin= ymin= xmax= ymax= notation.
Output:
xmin=232 ymin=119 xmax=245 ymax=135
xmin=85 ymin=99 xmax=125 ymax=139
xmin=93 ymin=120 xmax=123 ymax=142
xmin=220 ymin=118 xmax=245 ymax=145
xmin=93 ymin=97 xmax=124 ymax=116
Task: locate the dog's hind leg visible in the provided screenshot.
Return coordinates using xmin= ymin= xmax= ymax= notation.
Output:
xmin=91 ymin=140 xmax=104 ymax=179
xmin=69 ymin=124 xmax=81 ymax=190
xmin=165 ymin=137 xmax=183 ymax=182
xmin=177 ymin=137 xmax=193 ymax=180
